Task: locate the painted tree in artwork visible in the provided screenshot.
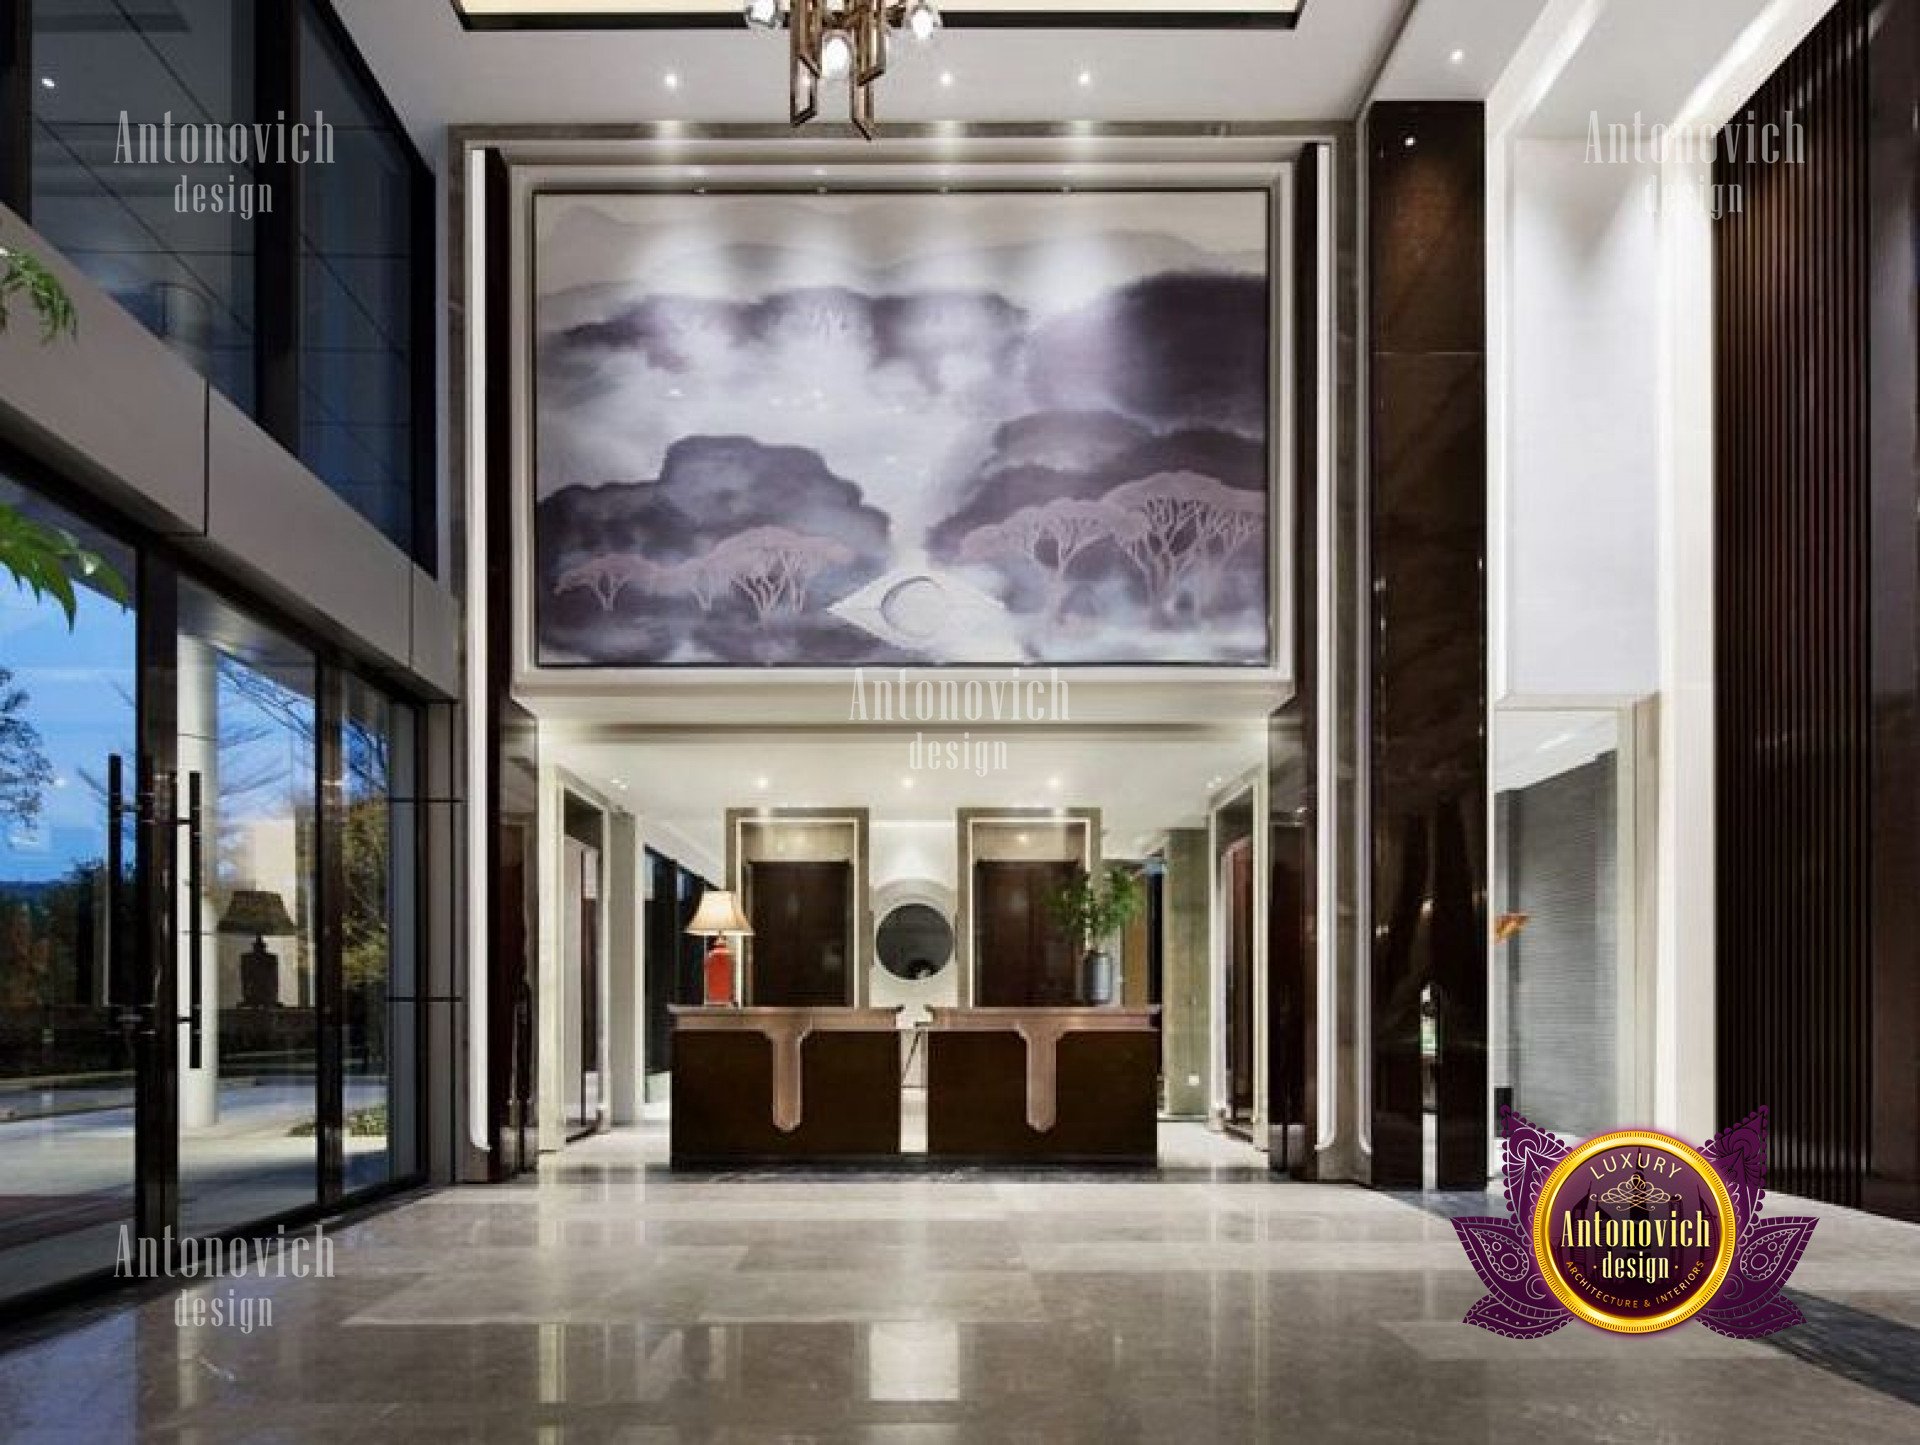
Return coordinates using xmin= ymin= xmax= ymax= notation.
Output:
xmin=960 ymin=499 xmax=1146 ymax=623
xmin=553 ymin=529 xmax=857 ymax=626
xmin=698 ymin=527 xmax=857 ymax=623
xmin=1105 ymin=472 xmax=1265 ymax=620
xmin=554 ymin=552 xmax=672 ymax=611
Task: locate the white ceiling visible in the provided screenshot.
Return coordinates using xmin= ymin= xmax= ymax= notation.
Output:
xmin=1521 ymin=0 xmax=1777 ymax=137
xmin=552 ymin=726 xmax=1267 ymax=864
xmin=1374 ymin=0 xmax=1549 ymax=102
xmin=334 ymin=0 xmax=1416 ymax=158
xmin=455 ymin=1 xmax=1304 ymax=16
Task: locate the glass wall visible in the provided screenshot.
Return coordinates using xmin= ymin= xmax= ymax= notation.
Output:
xmin=0 ymin=462 xmax=425 ymax=1309
xmin=340 ymin=676 xmax=417 ymax=1193
xmin=31 ymin=0 xmax=258 ymax=412
xmin=21 ymin=0 xmax=432 ymax=565
xmin=176 ymin=580 xmax=320 ymax=1235
xmin=299 ymin=2 xmax=421 ymax=555
xmin=0 ymin=472 xmax=138 ymax=1300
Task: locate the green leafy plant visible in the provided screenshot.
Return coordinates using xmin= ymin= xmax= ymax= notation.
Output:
xmin=0 ymin=243 xmax=77 ymax=342
xmin=0 ymin=239 xmax=123 ymax=628
xmin=1047 ymin=865 xmax=1146 ymax=955
xmin=0 ymin=506 xmax=127 ymax=627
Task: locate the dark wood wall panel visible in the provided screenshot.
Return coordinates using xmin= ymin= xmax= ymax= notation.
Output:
xmin=1366 ymin=102 xmax=1488 ymax=1191
xmin=1714 ymin=0 xmax=1918 ymax=1216
xmin=1865 ymin=0 xmax=1919 ymax=1222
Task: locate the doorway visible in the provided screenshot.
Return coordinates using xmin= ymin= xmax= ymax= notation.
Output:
xmin=0 ymin=465 xmax=425 ymax=1312
xmin=1214 ymin=789 xmax=1257 ymax=1134
xmin=973 ymin=860 xmax=1080 ymax=1006
xmin=0 ymin=476 xmax=140 ymax=1301
xmin=561 ymin=795 xmax=606 ymax=1140
xmin=747 ymin=860 xmax=854 ymax=1006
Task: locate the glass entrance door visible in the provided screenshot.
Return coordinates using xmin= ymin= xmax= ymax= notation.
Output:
xmin=0 ymin=476 xmax=140 ymax=1303
xmin=173 ymin=581 xmax=320 ymax=1235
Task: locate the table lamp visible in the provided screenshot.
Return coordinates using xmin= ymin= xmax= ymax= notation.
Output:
xmin=219 ymin=889 xmax=297 ymax=1008
xmin=686 ymin=888 xmax=753 ymax=1006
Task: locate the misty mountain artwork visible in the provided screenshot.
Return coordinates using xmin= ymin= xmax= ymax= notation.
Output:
xmin=534 ymin=190 xmax=1272 ymax=667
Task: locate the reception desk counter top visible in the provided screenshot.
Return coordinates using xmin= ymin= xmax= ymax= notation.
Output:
xmin=670 ymin=1006 xmax=901 ymax=1164
xmin=925 ymin=1006 xmax=1160 ymax=1163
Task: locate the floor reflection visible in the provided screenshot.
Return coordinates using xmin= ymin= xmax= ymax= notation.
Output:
xmin=0 ymin=1124 xmax=1916 ymax=1443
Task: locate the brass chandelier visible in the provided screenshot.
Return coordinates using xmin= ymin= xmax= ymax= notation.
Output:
xmin=744 ymin=0 xmax=944 ymax=138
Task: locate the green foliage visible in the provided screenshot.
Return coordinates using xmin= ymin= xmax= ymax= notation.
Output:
xmin=0 ymin=239 xmax=121 ymax=630
xmin=289 ymin=1104 xmax=388 ymax=1139
xmin=1046 ymin=864 xmax=1146 ymax=952
xmin=0 ymin=244 xmax=77 ymax=342
xmin=0 ymin=667 xmax=55 ymax=829
xmin=341 ymin=796 xmax=391 ymax=990
xmin=0 ymin=507 xmax=129 ymax=628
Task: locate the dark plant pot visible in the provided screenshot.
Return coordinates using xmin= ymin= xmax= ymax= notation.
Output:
xmin=1082 ymin=950 xmax=1115 ymax=1006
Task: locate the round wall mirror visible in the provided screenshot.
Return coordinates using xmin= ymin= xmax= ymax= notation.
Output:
xmin=876 ymin=903 xmax=954 ymax=982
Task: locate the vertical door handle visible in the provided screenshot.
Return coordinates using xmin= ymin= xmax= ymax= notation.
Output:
xmin=104 ymin=754 xmax=137 ymax=1029
xmin=179 ymin=771 xmax=205 ymax=1070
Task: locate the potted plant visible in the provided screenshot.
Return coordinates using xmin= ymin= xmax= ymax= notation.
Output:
xmin=1047 ymin=864 xmax=1145 ymax=1007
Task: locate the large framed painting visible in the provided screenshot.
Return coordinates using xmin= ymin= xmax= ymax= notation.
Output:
xmin=533 ymin=189 xmax=1272 ymax=667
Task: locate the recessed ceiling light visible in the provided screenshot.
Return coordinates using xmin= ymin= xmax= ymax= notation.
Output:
xmin=939 ymin=70 xmax=954 ymax=88
xmin=1077 ymin=70 xmax=1093 ymax=88
xmin=813 ymin=167 xmax=827 ymax=177
xmin=901 ymin=776 xmax=916 ymax=789
xmin=1017 ymin=833 xmax=1031 ymax=846
xmin=754 ymin=776 xmax=770 ymax=790
xmin=1449 ymin=48 xmax=1466 ymax=65
xmin=39 ymin=76 xmax=55 ymax=90
xmin=664 ymin=71 xmax=680 ymax=90
xmin=1047 ymin=777 xmax=1062 ymax=791
xmin=1404 ymin=135 xmax=1418 ymax=149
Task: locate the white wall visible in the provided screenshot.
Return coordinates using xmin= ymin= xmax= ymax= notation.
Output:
xmin=868 ymin=821 xmax=961 ymax=1017
xmin=1502 ymin=139 xmax=1661 ymax=701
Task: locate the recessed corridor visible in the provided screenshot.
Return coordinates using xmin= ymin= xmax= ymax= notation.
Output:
xmin=2 ymin=1128 xmax=1917 ymax=1443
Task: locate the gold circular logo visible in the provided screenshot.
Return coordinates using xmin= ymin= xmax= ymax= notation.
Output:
xmin=1531 ymin=1129 xmax=1739 ymax=1333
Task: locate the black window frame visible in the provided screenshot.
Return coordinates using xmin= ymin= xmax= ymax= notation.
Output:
xmin=0 ymin=0 xmax=438 ymax=575
xmin=0 ymin=429 xmax=433 ymax=1238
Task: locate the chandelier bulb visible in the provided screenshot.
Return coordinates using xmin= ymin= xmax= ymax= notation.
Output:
xmin=820 ymin=29 xmax=854 ymax=80
xmin=906 ymin=1 xmax=942 ymax=43
xmin=742 ymin=0 xmax=780 ymax=27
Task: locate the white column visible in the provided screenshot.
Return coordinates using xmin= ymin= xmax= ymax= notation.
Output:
xmin=176 ymin=637 xmax=221 ymax=1131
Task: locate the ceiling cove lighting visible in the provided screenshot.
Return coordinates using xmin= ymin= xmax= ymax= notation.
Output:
xmin=745 ymin=0 xmax=942 ymax=138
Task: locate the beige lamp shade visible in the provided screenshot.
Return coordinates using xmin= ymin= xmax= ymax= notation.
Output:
xmin=218 ymin=889 xmax=297 ymax=938
xmin=686 ymin=888 xmax=753 ymax=938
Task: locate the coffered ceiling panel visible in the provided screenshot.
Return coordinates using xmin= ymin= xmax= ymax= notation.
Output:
xmin=453 ymin=0 xmax=1304 ymax=27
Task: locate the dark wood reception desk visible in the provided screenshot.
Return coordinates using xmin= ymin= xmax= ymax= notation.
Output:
xmin=670 ymin=1006 xmax=901 ymax=1165
xmin=925 ymin=1007 xmax=1160 ymax=1164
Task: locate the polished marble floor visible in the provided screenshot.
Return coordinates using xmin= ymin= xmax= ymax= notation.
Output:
xmin=1 ymin=1123 xmax=1917 ymax=1443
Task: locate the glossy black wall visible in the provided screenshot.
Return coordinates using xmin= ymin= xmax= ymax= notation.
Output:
xmin=1366 ymin=103 xmax=1488 ymax=1191
xmin=1715 ymin=0 xmax=1919 ymax=1220
xmin=1268 ymin=144 xmax=1324 ymax=1178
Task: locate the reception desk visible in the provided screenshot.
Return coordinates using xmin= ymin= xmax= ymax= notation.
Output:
xmin=925 ymin=1007 xmax=1160 ymax=1164
xmin=670 ymin=1006 xmax=901 ymax=1165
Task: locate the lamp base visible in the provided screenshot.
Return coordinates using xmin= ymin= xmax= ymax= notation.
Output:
xmin=703 ymin=939 xmax=737 ymax=1007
